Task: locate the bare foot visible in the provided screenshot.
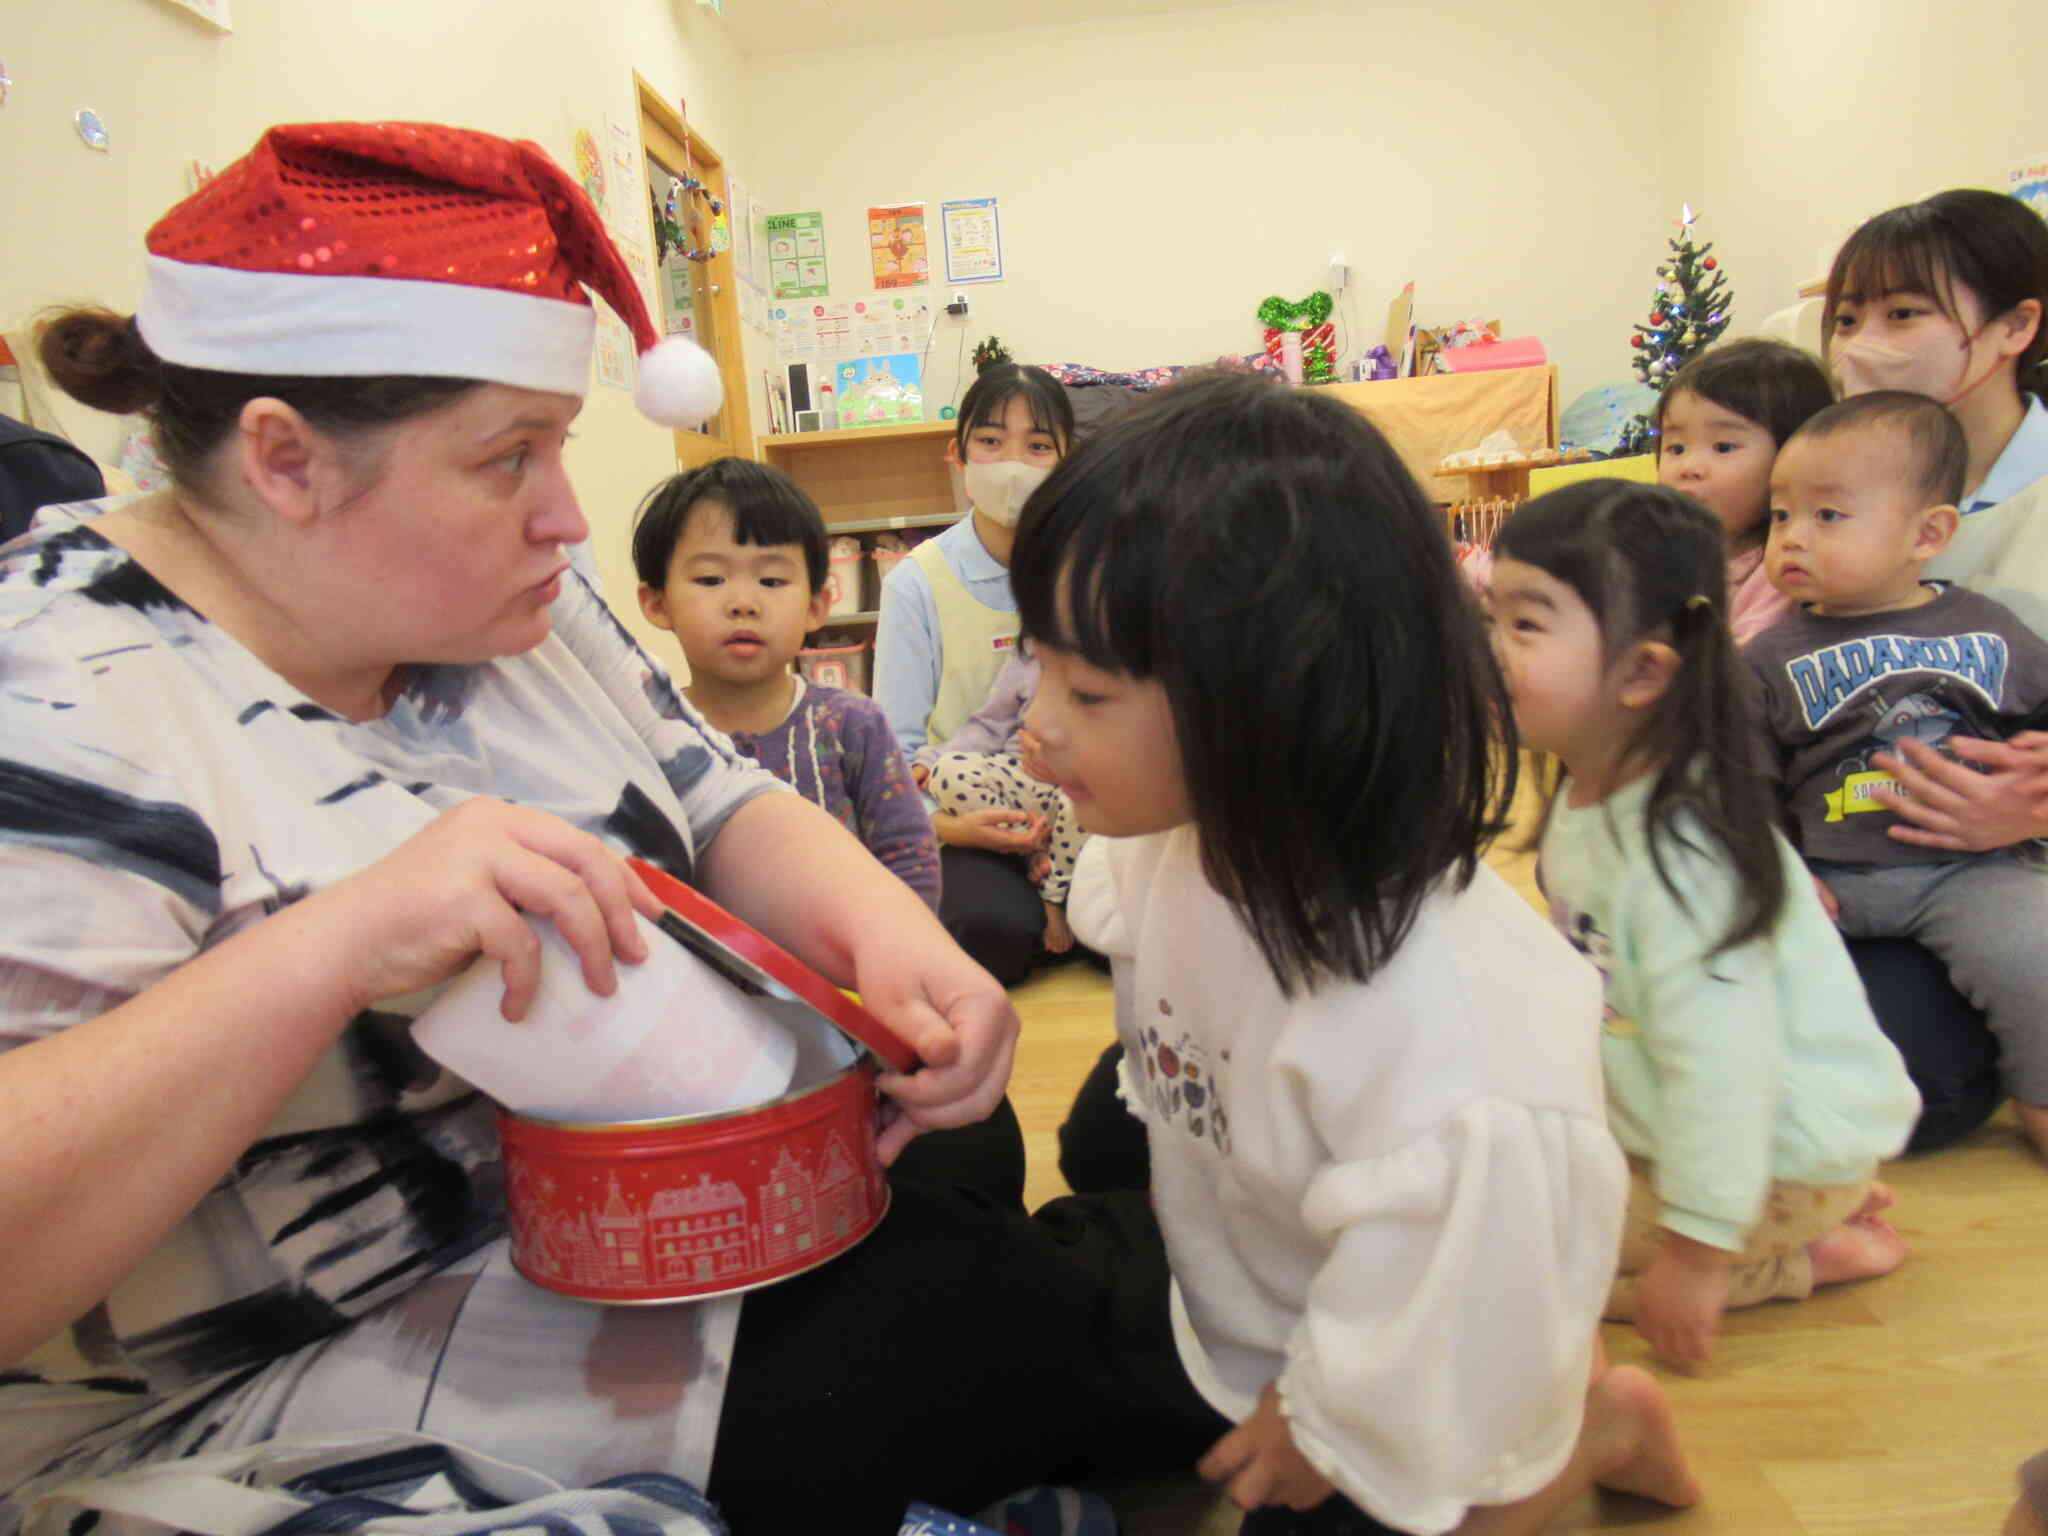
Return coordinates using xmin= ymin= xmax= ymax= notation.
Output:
xmin=1041 ymin=901 xmax=1075 ymax=954
xmin=2016 ymin=1101 xmax=2048 ymax=1164
xmin=1807 ymin=1216 xmax=1907 ymax=1287
xmin=1584 ymin=1364 xmax=1701 ymax=1508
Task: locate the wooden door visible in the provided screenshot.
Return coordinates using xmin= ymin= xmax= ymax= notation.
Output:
xmin=635 ymin=79 xmax=752 ymax=470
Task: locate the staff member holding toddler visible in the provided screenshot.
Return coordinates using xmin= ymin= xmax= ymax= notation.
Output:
xmin=1820 ymin=187 xmax=2048 ymax=1150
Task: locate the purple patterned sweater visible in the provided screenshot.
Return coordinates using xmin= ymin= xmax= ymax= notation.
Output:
xmin=725 ymin=680 xmax=941 ymax=910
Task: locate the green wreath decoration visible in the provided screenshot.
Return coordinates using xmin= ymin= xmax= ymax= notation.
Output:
xmin=1256 ymin=291 xmax=1334 ymax=331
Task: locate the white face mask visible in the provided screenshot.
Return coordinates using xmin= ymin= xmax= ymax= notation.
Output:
xmin=1830 ymin=334 xmax=1967 ymax=402
xmin=1831 ymin=323 xmax=2003 ymax=408
xmin=964 ymin=459 xmax=1051 ymax=528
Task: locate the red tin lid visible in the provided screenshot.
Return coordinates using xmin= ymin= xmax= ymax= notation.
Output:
xmin=627 ymin=857 xmax=918 ymax=1075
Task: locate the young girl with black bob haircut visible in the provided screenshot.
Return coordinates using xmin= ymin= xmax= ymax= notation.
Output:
xmin=1652 ymin=337 xmax=1836 ymax=643
xmin=1016 ymin=372 xmax=1698 ymax=1534
xmin=1489 ymin=480 xmax=1919 ymax=1368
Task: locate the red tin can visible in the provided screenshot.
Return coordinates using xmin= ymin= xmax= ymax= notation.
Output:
xmin=496 ymin=860 xmax=917 ymax=1305
xmin=499 ymin=1056 xmax=890 ymax=1304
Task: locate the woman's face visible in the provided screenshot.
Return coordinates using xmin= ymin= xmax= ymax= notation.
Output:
xmin=962 ymin=394 xmax=1064 ymax=466
xmin=1828 ymin=277 xmax=2003 ymax=403
xmin=314 ymin=384 xmax=588 ymax=666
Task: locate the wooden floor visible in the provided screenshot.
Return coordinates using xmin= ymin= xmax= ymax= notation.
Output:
xmin=1004 ymin=811 xmax=2048 ymax=1534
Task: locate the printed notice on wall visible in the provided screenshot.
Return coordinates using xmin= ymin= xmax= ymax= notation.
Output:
xmin=729 ymin=174 xmax=757 ymax=290
xmin=868 ymin=203 xmax=929 ymax=289
xmin=771 ymin=294 xmax=932 ymax=364
xmin=2012 ymin=152 xmax=2048 ymax=223
xmin=942 ymin=197 xmax=1003 ymax=285
xmin=605 ymin=117 xmax=648 ymax=265
xmin=594 ymin=310 xmax=635 ymax=392
xmin=766 ymin=211 xmax=829 ymax=300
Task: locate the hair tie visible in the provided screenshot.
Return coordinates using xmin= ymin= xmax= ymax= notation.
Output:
xmin=1684 ymin=594 xmax=1713 ymax=614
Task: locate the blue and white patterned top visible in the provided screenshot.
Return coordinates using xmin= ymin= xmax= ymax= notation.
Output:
xmin=0 ymin=503 xmax=783 ymax=1516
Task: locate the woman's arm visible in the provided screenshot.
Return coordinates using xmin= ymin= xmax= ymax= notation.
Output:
xmin=870 ymin=559 xmax=943 ymax=760
xmin=695 ymin=792 xmax=1017 ymax=1161
xmin=1872 ymin=731 xmax=2048 ymax=851
xmin=0 ymin=800 xmax=659 ymax=1368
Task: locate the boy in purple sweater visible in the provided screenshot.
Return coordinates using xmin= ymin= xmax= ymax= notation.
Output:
xmin=633 ymin=458 xmax=940 ymax=909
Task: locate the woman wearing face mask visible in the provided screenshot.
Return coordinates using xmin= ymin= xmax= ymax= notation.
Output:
xmin=1821 ymin=188 xmax=2048 ymax=1152
xmin=873 ymin=363 xmax=1075 ymax=983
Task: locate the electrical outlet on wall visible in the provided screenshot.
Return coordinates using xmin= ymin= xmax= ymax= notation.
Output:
xmin=1327 ymin=253 xmax=1348 ymax=295
xmin=945 ymin=291 xmax=970 ymax=317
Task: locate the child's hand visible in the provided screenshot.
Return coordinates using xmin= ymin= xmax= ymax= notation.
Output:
xmin=942 ymin=807 xmax=1044 ymax=855
xmin=1636 ymin=1231 xmax=1732 ymax=1365
xmin=1197 ymin=1382 xmax=1336 ymax=1513
xmin=911 ymin=761 xmax=930 ymax=790
xmin=1812 ymin=874 xmax=1840 ymax=924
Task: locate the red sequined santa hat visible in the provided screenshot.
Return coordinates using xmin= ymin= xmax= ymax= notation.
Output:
xmin=137 ymin=121 xmax=722 ymax=429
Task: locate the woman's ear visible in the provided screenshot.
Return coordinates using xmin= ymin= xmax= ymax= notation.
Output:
xmin=235 ymin=398 xmax=327 ymax=525
xmin=1616 ymin=639 xmax=1681 ymax=711
xmin=941 ymin=436 xmax=961 ymax=467
xmin=1996 ymin=297 xmax=2043 ymax=361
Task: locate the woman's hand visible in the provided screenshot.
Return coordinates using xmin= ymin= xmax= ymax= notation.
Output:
xmin=1198 ymin=1382 xmax=1336 ymax=1513
xmin=1871 ymin=732 xmax=2048 ymax=853
xmin=318 ymin=798 xmax=664 ymax=1020
xmin=1635 ymin=1232 xmax=1732 ymax=1366
xmin=693 ymin=794 xmax=1019 ymax=1164
xmin=855 ymin=925 xmax=1021 ymax=1163
xmin=932 ymin=806 xmax=1047 ymax=855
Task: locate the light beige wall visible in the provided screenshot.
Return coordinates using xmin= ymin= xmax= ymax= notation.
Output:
xmin=0 ymin=0 xmax=747 ymax=654
xmin=742 ymin=0 xmax=1666 ymax=414
xmin=1664 ymin=0 xmax=2048 ymax=345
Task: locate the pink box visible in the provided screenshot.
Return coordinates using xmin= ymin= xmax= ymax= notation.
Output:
xmin=1437 ymin=337 xmax=1549 ymax=373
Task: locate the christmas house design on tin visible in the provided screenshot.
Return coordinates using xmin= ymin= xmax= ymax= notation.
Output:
xmin=512 ymin=1131 xmax=876 ymax=1292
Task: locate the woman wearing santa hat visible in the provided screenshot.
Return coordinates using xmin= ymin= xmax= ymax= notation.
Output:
xmin=0 ymin=123 xmax=1219 ymax=1533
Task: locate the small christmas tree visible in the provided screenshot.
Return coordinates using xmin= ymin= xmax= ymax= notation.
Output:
xmin=1615 ymin=205 xmax=1733 ymax=455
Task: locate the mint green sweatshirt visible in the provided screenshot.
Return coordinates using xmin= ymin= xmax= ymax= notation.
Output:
xmin=1539 ymin=775 xmax=1920 ymax=1251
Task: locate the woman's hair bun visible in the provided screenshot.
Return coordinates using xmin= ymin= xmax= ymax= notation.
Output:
xmin=37 ymin=307 xmax=164 ymax=416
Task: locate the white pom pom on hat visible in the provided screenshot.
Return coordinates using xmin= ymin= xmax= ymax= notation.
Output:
xmin=137 ymin=120 xmax=722 ymax=429
xmin=634 ymin=333 xmax=724 ymax=428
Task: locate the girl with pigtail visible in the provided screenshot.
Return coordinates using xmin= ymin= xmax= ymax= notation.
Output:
xmin=1487 ymin=480 xmax=1921 ymax=1365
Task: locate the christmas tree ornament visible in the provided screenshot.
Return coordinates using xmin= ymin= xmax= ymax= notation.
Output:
xmin=1614 ymin=204 xmax=1734 ymax=455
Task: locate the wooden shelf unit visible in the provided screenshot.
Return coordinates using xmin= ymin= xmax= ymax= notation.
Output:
xmin=758 ymin=420 xmax=962 ymax=532
xmin=758 ymin=422 xmax=963 ymax=679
